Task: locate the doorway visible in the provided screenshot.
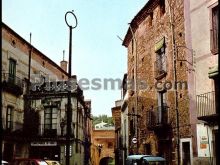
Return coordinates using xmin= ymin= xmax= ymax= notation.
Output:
xmin=180 ymin=138 xmax=193 ymax=165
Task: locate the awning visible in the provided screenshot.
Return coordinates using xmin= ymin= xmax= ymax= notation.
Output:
xmin=208 ymin=65 xmax=218 ymax=78
xmin=155 ymin=37 xmax=165 ymax=52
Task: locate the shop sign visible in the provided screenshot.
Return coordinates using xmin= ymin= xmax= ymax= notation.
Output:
xmin=200 ymin=136 xmax=208 ymax=149
xmin=31 ymin=141 xmax=57 ymax=146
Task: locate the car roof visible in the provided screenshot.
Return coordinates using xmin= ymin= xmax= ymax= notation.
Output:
xmin=126 ymin=155 xmax=151 ymax=160
xmin=2 ymin=160 xmax=8 ymax=164
xmin=142 ymin=156 xmax=166 ymax=162
xmin=126 ymin=155 xmax=166 ymax=162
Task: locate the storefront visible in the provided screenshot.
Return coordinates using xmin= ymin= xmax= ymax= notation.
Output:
xmin=29 ymin=141 xmax=60 ymax=161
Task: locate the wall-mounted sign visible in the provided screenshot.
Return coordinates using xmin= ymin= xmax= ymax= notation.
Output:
xmin=31 ymin=141 xmax=57 ymax=146
xmin=132 ymin=137 xmax=137 ymax=144
xmin=200 ymin=136 xmax=208 ymax=149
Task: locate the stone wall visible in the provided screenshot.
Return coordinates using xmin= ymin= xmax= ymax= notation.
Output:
xmin=124 ymin=0 xmax=192 ymax=164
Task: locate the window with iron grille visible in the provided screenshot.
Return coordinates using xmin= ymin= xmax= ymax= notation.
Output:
xmin=6 ymin=106 xmax=13 ymax=130
xmin=155 ymin=46 xmax=166 ymax=78
xmin=210 ymin=5 xmax=218 ymax=54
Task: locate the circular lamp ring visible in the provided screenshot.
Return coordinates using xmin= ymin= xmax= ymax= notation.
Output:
xmin=65 ymin=10 xmax=78 ymax=29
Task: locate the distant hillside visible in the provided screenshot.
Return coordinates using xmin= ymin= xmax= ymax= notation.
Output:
xmin=92 ymin=114 xmax=114 ymax=126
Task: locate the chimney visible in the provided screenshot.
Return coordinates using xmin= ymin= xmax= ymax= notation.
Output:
xmin=60 ymin=50 xmax=67 ymax=72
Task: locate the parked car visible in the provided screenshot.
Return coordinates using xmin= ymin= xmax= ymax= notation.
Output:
xmin=2 ymin=160 xmax=8 ymax=165
xmin=126 ymin=155 xmax=166 ymax=165
xmin=9 ymin=158 xmax=48 ymax=165
xmin=44 ymin=160 xmax=61 ymax=165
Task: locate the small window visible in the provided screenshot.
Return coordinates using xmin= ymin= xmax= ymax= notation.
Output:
xmin=42 ymin=61 xmax=45 ymax=67
xmin=160 ymin=0 xmax=166 ymax=16
xmin=149 ymin=12 xmax=153 ymax=26
xmin=11 ymin=40 xmax=16 ymax=47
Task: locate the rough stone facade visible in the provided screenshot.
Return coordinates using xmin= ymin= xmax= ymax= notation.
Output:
xmin=122 ymin=0 xmax=192 ymax=164
xmin=112 ymin=106 xmax=121 ymax=130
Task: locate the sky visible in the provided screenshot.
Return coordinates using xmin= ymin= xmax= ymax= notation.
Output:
xmin=2 ymin=0 xmax=147 ymax=116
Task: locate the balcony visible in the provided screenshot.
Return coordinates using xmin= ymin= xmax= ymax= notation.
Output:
xmin=44 ymin=129 xmax=57 ymax=137
xmin=2 ymin=73 xmax=23 ymax=96
xmin=3 ymin=121 xmax=23 ymax=136
xmin=147 ymin=106 xmax=169 ymax=130
xmin=197 ymin=91 xmax=218 ymax=123
xmin=154 ymin=58 xmax=167 ymax=80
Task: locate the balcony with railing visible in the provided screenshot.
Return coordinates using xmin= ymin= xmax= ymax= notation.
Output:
xmin=2 ymin=73 xmax=23 ymax=96
xmin=197 ymin=91 xmax=218 ymax=122
xmin=154 ymin=57 xmax=167 ymax=80
xmin=147 ymin=106 xmax=169 ymax=130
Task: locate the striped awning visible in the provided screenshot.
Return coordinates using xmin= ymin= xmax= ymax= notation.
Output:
xmin=155 ymin=37 xmax=165 ymax=52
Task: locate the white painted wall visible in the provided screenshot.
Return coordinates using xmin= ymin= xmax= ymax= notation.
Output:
xmin=197 ymin=124 xmax=213 ymax=157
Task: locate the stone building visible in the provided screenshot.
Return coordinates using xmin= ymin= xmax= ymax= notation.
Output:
xmin=111 ymin=100 xmax=122 ymax=165
xmin=90 ymin=122 xmax=115 ymax=165
xmin=2 ymin=22 xmax=92 ymax=165
xmin=186 ymin=0 xmax=219 ymax=164
xmin=122 ymin=0 xmax=193 ymax=164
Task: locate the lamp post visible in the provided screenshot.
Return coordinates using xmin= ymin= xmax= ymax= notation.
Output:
xmin=60 ymin=119 xmax=65 ymax=137
xmin=97 ymin=144 xmax=103 ymax=157
xmin=65 ymin=10 xmax=78 ymax=165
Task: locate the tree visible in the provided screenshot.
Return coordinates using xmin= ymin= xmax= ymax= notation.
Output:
xmin=92 ymin=114 xmax=114 ymax=126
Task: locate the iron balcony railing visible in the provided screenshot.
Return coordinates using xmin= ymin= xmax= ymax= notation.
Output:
xmin=147 ymin=106 xmax=169 ymax=128
xmin=3 ymin=121 xmax=23 ymax=134
xmin=197 ymin=91 xmax=216 ymax=119
xmin=2 ymin=73 xmax=23 ymax=95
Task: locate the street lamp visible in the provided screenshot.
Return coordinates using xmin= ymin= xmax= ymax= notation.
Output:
xmin=65 ymin=10 xmax=78 ymax=165
xmin=97 ymin=144 xmax=103 ymax=157
xmin=60 ymin=118 xmax=65 ymax=136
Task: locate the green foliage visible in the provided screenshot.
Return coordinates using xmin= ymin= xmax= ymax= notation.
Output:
xmin=92 ymin=114 xmax=114 ymax=126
